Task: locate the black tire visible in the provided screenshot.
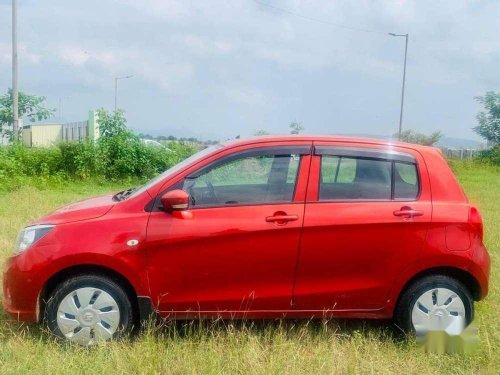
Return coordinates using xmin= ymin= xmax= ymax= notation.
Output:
xmin=394 ymin=275 xmax=474 ymax=334
xmin=44 ymin=274 xmax=133 ymax=344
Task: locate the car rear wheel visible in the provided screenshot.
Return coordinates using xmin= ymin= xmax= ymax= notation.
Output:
xmin=44 ymin=275 xmax=133 ymax=345
xmin=395 ymin=275 xmax=474 ymax=335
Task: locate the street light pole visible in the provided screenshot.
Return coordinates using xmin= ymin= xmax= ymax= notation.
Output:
xmin=114 ymin=75 xmax=133 ymax=112
xmin=114 ymin=77 xmax=117 ymax=112
xmin=12 ymin=0 xmax=19 ymax=140
xmin=389 ymin=33 xmax=409 ymax=140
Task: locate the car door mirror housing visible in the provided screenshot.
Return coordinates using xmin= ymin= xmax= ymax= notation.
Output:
xmin=160 ymin=189 xmax=189 ymax=212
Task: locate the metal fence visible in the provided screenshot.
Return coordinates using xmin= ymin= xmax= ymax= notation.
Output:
xmin=440 ymin=147 xmax=482 ymax=159
xmin=63 ymin=121 xmax=89 ymax=142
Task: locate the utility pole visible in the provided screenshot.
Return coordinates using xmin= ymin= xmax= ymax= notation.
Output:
xmin=389 ymin=33 xmax=409 ymax=140
xmin=114 ymin=75 xmax=133 ymax=112
xmin=12 ymin=0 xmax=19 ymax=140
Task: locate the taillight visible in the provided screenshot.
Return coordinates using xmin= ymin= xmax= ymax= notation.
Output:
xmin=469 ymin=205 xmax=484 ymax=242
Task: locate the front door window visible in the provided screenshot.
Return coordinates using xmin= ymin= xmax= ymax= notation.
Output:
xmin=183 ymin=153 xmax=300 ymax=207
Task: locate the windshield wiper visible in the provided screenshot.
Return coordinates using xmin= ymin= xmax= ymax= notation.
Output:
xmin=112 ymin=187 xmax=136 ymax=201
xmin=112 ymin=190 xmax=125 ymax=201
xmin=122 ymin=187 xmax=136 ymax=199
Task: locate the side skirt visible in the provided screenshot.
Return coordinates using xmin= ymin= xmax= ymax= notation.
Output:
xmin=147 ymin=307 xmax=391 ymax=321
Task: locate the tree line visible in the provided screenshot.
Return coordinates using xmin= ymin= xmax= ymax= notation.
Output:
xmin=0 ymin=88 xmax=498 ymax=159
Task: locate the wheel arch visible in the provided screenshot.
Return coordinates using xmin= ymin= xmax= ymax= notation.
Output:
xmin=39 ymin=264 xmax=140 ymax=324
xmin=395 ymin=266 xmax=482 ymax=310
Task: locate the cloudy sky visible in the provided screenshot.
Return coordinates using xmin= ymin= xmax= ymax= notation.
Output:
xmin=0 ymin=0 xmax=498 ymax=141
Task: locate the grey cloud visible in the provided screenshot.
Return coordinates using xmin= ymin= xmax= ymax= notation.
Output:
xmin=0 ymin=0 xmax=498 ymax=140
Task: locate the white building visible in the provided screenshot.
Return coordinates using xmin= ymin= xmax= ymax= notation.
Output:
xmin=22 ymin=110 xmax=99 ymax=147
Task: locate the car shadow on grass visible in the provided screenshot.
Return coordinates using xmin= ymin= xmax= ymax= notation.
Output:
xmin=142 ymin=317 xmax=409 ymax=344
xmin=0 ymin=306 xmax=409 ymax=348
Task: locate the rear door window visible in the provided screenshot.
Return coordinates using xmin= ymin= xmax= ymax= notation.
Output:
xmin=318 ymin=148 xmax=419 ymax=201
xmin=320 ymin=156 xmax=392 ymax=200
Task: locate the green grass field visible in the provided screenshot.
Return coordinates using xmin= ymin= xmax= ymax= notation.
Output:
xmin=0 ymin=161 xmax=498 ymax=374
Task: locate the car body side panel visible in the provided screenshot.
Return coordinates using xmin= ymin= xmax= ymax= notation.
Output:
xmin=383 ymin=151 xmax=489 ymax=315
xmin=2 ymin=210 xmax=151 ymax=322
xmin=146 ymin=203 xmax=305 ymax=313
xmin=293 ymin=142 xmax=433 ymax=311
xmin=145 ymin=144 xmax=313 ymax=314
xmin=2 ymin=136 xmax=490 ymax=323
xmin=421 ymin=147 xmax=468 ymax=203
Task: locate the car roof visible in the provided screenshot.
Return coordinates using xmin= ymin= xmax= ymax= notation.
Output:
xmin=221 ymin=134 xmax=436 ymax=153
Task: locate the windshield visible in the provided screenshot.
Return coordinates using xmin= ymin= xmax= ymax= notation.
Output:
xmin=125 ymin=144 xmax=223 ymax=199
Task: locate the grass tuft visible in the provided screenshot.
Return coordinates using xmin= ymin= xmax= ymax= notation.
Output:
xmin=0 ymin=161 xmax=498 ymax=374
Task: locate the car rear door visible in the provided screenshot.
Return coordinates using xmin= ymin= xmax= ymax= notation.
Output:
xmin=146 ymin=143 xmax=312 ymax=315
xmin=292 ymin=142 xmax=432 ymax=312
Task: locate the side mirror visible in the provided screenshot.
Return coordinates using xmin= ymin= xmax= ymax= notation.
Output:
xmin=160 ymin=189 xmax=189 ymax=212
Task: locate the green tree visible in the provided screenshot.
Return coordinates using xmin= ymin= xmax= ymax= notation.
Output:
xmin=474 ymin=91 xmax=500 ymax=145
xmin=0 ymin=89 xmax=55 ymax=140
xmin=289 ymin=121 xmax=304 ymax=134
xmin=95 ymin=108 xmax=139 ymax=178
xmin=254 ymin=129 xmax=270 ymax=136
xmin=397 ymin=129 xmax=442 ymax=146
xmin=96 ymin=108 xmax=133 ymax=139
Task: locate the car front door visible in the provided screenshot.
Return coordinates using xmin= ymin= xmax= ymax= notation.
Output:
xmin=293 ymin=143 xmax=432 ymax=312
xmin=146 ymin=143 xmax=312 ymax=315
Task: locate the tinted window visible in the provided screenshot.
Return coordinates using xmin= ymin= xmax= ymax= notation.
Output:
xmin=320 ymin=155 xmax=339 ymax=183
xmin=184 ymin=153 xmax=300 ymax=207
xmin=394 ymin=162 xmax=419 ymax=199
xmin=130 ymin=145 xmax=223 ymax=199
xmin=320 ymin=156 xmax=392 ymax=200
xmin=336 ymin=157 xmax=357 ymax=183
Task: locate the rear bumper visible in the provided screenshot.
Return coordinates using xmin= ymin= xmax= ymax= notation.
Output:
xmin=469 ymin=241 xmax=491 ymax=300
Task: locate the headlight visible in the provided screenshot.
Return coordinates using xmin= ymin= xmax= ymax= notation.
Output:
xmin=14 ymin=224 xmax=55 ymax=254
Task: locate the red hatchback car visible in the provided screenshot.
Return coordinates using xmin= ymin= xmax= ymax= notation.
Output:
xmin=3 ymin=136 xmax=490 ymax=345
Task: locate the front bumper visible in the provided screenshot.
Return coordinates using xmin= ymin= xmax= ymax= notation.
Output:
xmin=2 ymin=255 xmax=42 ymax=323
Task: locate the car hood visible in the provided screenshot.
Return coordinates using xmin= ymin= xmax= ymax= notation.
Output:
xmin=32 ymin=194 xmax=115 ymax=225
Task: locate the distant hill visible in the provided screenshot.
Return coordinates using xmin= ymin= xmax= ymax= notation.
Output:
xmin=336 ymin=133 xmax=486 ymax=150
xmin=436 ymin=137 xmax=486 ymax=149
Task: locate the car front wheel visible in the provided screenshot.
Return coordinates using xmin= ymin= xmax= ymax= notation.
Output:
xmin=44 ymin=275 xmax=133 ymax=345
xmin=395 ymin=275 xmax=474 ymax=335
